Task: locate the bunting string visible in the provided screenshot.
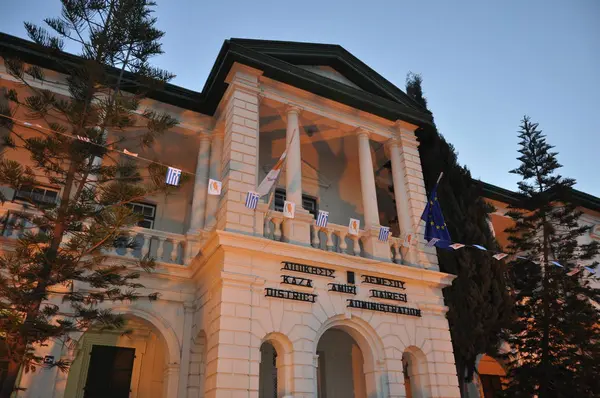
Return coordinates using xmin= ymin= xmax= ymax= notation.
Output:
xmin=3 ymin=114 xmax=598 ymax=278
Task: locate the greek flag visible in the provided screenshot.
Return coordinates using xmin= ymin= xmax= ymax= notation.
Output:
xmin=316 ymin=210 xmax=329 ymax=228
xmin=245 ymin=192 xmax=260 ymax=210
xmin=378 ymin=226 xmax=390 ymax=242
xmin=165 ymin=167 xmax=182 ymax=186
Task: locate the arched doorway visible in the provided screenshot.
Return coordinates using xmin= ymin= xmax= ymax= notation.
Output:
xmin=64 ymin=316 xmax=169 ymax=398
xmin=316 ymin=328 xmax=367 ymax=398
xmin=402 ymin=346 xmax=431 ymax=398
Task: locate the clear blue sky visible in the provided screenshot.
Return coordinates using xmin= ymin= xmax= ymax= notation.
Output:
xmin=3 ymin=0 xmax=599 ymax=196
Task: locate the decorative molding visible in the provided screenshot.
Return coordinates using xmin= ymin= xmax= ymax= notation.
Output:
xmin=198 ymin=230 xmax=456 ymax=288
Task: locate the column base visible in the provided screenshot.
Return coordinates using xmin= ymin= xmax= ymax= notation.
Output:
xmin=282 ymin=209 xmax=313 ymax=246
xmin=362 ymin=227 xmax=392 ymax=261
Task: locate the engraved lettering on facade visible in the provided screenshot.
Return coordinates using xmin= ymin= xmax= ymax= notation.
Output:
xmin=281 ymin=275 xmax=313 ymax=288
xmin=361 ymin=275 xmax=406 ymax=289
xmin=281 ymin=261 xmax=335 ymax=278
xmin=265 ymin=287 xmax=317 ymax=303
xmin=346 ymin=299 xmax=421 ymax=317
xmin=328 ymin=283 xmax=357 ymax=295
xmin=370 ymin=289 xmax=407 ymax=302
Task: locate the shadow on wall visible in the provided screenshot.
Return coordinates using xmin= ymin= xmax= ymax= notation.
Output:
xmin=111 ymin=123 xmax=199 ymax=235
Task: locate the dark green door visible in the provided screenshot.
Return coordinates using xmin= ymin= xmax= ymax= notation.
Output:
xmin=83 ymin=345 xmax=135 ymax=398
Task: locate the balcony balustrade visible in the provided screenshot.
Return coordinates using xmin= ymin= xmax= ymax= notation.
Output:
xmin=0 ymin=204 xmax=186 ymax=266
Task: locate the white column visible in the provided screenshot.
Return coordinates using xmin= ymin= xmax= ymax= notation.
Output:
xmin=188 ymin=135 xmax=212 ymax=233
xmin=285 ymin=105 xmax=303 ymax=206
xmin=387 ymin=137 xmax=417 ymax=264
xmin=204 ymin=132 xmax=223 ymax=230
xmin=281 ymin=105 xmax=312 ymax=245
xmin=356 ymin=129 xmax=380 ymax=229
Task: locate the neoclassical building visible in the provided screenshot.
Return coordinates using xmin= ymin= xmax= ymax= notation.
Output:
xmin=17 ymin=31 xmax=600 ymax=398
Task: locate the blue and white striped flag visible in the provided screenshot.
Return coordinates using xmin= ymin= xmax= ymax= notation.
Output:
xmin=165 ymin=167 xmax=182 ymax=186
xmin=473 ymin=244 xmax=487 ymax=251
xmin=316 ymin=210 xmax=329 ymax=228
xmin=245 ymin=192 xmax=260 ymax=210
xmin=378 ymin=226 xmax=390 ymax=242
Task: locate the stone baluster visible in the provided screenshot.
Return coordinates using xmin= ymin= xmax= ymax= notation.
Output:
xmin=391 ymin=240 xmax=402 ymax=263
xmin=352 ymin=235 xmax=361 ymax=256
xmin=157 ymin=237 xmax=166 ymax=262
xmin=170 ymin=239 xmax=179 ymax=263
xmin=273 ymin=218 xmax=283 ymax=241
xmin=142 ymin=233 xmax=152 ymax=258
xmin=126 ymin=235 xmax=137 ymax=258
xmin=325 ymin=228 xmax=334 ymax=251
xmin=311 ymin=225 xmax=321 ymax=247
xmin=264 ymin=217 xmax=272 ymax=239
xmin=337 ymin=230 xmax=348 ymax=254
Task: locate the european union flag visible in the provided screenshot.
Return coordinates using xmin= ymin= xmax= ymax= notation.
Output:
xmin=420 ymin=183 xmax=451 ymax=249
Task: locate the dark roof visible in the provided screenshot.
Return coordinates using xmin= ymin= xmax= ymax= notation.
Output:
xmin=480 ymin=181 xmax=600 ymax=213
xmin=0 ymin=33 xmax=433 ymax=127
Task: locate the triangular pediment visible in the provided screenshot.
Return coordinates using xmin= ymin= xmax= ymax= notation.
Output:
xmin=296 ymin=65 xmax=364 ymax=90
xmin=205 ymin=38 xmax=434 ymax=127
xmin=227 ymin=38 xmax=422 ymax=109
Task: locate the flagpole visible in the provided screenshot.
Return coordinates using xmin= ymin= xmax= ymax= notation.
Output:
xmin=262 ymin=129 xmax=297 ymax=223
xmin=436 ymin=172 xmax=444 ymax=185
xmin=406 ymin=171 xmax=445 ymax=249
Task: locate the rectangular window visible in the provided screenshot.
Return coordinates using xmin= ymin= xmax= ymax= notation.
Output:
xmin=125 ymin=202 xmax=156 ymax=229
xmin=14 ymin=186 xmax=59 ymax=205
xmin=274 ymin=188 xmax=318 ymax=218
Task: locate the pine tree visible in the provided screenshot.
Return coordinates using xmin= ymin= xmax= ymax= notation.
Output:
xmin=402 ymin=73 xmax=513 ymax=395
xmin=0 ymin=1 xmax=180 ymax=396
xmin=502 ymin=116 xmax=600 ymax=397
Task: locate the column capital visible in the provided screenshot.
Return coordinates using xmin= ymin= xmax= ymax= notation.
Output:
xmin=285 ymin=104 xmax=302 ymax=115
xmin=211 ymin=129 xmax=225 ymax=140
xmin=394 ymin=120 xmax=417 ymax=134
xmin=385 ymin=135 xmax=401 ymax=150
xmin=354 ymin=127 xmax=372 ymax=139
xmin=199 ymin=132 xmax=213 ymax=142
xmin=183 ymin=302 xmax=195 ymax=314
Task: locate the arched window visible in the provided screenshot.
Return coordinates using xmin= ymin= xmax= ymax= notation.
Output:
xmin=402 ymin=347 xmax=432 ymax=398
xmin=259 ymin=341 xmax=277 ymax=398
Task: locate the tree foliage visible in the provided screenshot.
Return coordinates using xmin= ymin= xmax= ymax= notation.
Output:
xmin=501 ymin=116 xmax=600 ymax=397
xmin=0 ymin=1 xmax=180 ymax=396
xmin=403 ymin=72 xmax=512 ymax=394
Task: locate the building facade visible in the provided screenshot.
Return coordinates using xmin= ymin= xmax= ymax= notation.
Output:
xmin=464 ymin=183 xmax=600 ymax=398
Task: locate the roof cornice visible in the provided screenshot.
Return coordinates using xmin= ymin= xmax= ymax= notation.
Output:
xmin=480 ymin=181 xmax=600 ymax=213
xmin=0 ymin=33 xmax=433 ymax=127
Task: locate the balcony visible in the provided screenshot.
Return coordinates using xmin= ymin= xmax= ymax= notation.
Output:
xmin=262 ymin=209 xmax=408 ymax=264
xmin=0 ymin=203 xmax=187 ymax=266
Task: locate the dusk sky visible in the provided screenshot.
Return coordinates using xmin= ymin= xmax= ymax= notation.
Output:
xmin=2 ymin=0 xmax=599 ymax=195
